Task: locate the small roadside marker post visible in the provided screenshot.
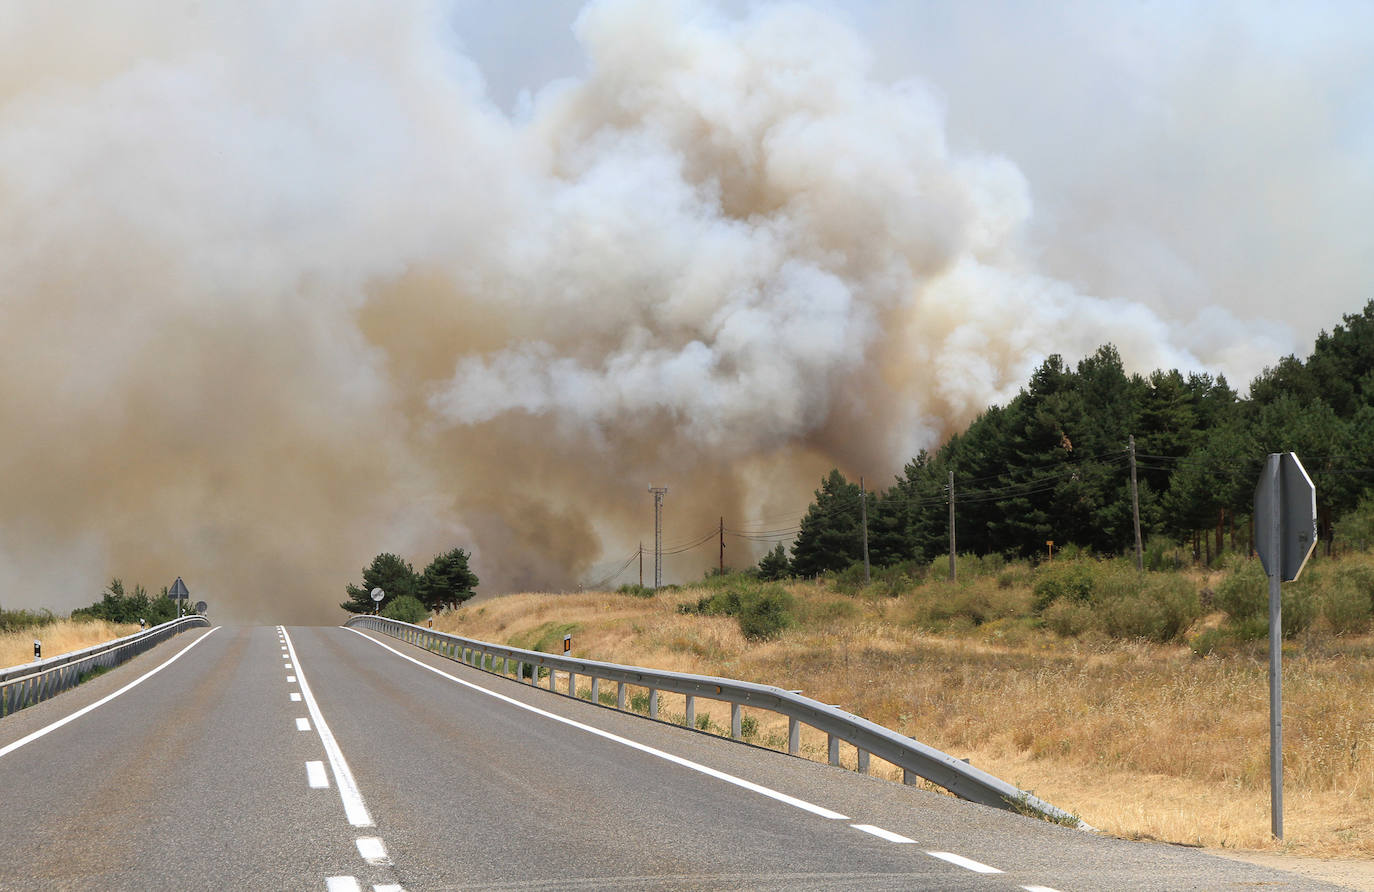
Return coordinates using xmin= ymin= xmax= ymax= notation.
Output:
xmin=1254 ymin=452 xmax=1317 ymax=841
xmin=563 ymin=634 xmax=572 ymax=654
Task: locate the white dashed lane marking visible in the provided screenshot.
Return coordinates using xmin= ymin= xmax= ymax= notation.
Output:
xmin=290 ymin=692 xmax=302 ymax=702
xmin=288 ymin=675 xmax=298 ymax=682
xmin=850 ymin=824 xmax=915 ymax=843
xmin=927 ymin=851 xmax=1002 ymax=874
xmin=325 ymin=878 xmax=360 ymax=892
xmin=296 ymin=717 xmax=311 ymax=731
xmin=306 ymin=761 xmax=329 ymax=789
xmin=356 ymin=836 xmax=391 ymax=865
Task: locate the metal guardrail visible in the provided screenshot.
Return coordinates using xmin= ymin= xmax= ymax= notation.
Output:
xmin=0 ymin=615 xmax=211 ymax=717
xmin=344 ymin=615 xmax=1086 ymax=827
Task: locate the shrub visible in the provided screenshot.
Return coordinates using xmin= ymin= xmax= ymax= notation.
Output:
xmin=1097 ymin=576 xmax=1201 ymax=642
xmin=380 ymin=595 xmax=428 ymax=624
xmin=1320 ymin=577 xmax=1372 ymax=635
xmin=1032 ymin=561 xmax=1096 ymax=613
xmin=1042 ymin=599 xmax=1093 ymax=637
xmin=679 ymin=582 xmax=794 ymax=640
xmin=1214 ymin=559 xmax=1315 ymax=639
xmin=737 ymin=590 xmax=794 ymax=640
xmin=616 ymin=584 xmax=656 ymax=598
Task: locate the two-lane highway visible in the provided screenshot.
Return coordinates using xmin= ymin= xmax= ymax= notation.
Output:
xmin=0 ymin=624 xmax=1346 ymax=890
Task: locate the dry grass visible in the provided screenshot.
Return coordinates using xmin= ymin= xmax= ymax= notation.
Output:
xmin=438 ymin=576 xmax=1374 ymax=858
xmin=0 ymin=619 xmax=139 ymax=669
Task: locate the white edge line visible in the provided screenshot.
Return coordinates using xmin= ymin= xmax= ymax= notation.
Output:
xmin=1022 ymin=886 xmax=1064 ymax=892
xmin=342 ymin=627 xmax=850 ymax=821
xmin=281 ymin=627 xmax=374 ymax=827
xmin=850 ymin=823 xmax=915 ymax=843
xmin=927 ymin=851 xmax=1003 ymax=874
xmin=0 ymin=628 xmax=220 ymax=760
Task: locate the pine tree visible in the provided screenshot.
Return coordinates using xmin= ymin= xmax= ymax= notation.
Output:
xmin=417 ymin=548 xmax=479 ymax=611
xmin=341 ymin=553 xmax=419 ymax=613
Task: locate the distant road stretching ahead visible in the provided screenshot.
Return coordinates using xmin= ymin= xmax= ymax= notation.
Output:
xmin=0 ymin=626 xmax=1344 ymax=891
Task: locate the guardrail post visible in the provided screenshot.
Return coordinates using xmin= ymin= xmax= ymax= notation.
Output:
xmin=503 ymin=656 xmax=510 ymax=676
xmin=857 ymin=750 xmax=870 ymax=774
xmin=788 ymin=717 xmax=800 ymax=755
xmin=903 ymin=769 xmax=917 ymax=785
xmin=547 ymin=668 xmax=556 ymax=691
xmin=828 ymin=735 xmax=840 ymax=766
xmin=568 ymin=671 xmax=577 ymax=696
xmin=648 ymin=688 xmax=658 ymax=720
xmin=685 ymin=695 xmax=695 ymax=728
xmin=616 ymin=681 xmax=626 ymax=710
xmin=591 ymin=677 xmax=600 ymax=705
xmin=731 ymin=703 xmax=742 ymax=740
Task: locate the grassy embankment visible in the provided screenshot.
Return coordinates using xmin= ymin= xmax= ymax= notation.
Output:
xmin=0 ymin=615 xmax=139 ymax=669
xmin=434 ymin=552 xmax=1374 ymax=859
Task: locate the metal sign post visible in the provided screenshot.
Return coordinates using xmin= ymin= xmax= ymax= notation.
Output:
xmin=1253 ymin=452 xmax=1317 ymax=841
xmin=371 ymin=587 xmax=385 ymax=615
xmin=169 ymin=577 xmax=190 ymax=618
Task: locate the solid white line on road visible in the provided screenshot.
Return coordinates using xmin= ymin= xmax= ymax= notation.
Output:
xmin=1021 ymin=886 xmax=1064 ymax=892
xmin=290 ymin=692 xmax=302 ymax=702
xmin=281 ymin=627 xmax=374 ymax=828
xmin=325 ymin=878 xmax=360 ymax=892
xmin=307 ymin=760 xmax=329 ymax=788
xmin=288 ymin=675 xmax=298 ymax=682
xmin=927 ymin=852 xmax=1003 ymax=874
xmin=297 ymin=717 xmax=311 ymax=731
xmin=0 ymin=628 xmax=220 ymax=761
xmin=356 ymin=836 xmax=391 ymax=865
xmin=344 ymin=628 xmax=851 ymax=822
xmin=850 ymin=824 xmax=915 ymax=843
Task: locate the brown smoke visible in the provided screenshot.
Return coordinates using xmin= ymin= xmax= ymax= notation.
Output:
xmin=0 ymin=0 xmax=1287 ymax=621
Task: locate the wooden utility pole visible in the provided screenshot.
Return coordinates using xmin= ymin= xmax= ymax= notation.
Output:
xmin=719 ymin=516 xmax=725 ymax=574
xmin=948 ymin=470 xmax=957 ymax=582
xmin=1129 ymin=435 xmax=1143 ymax=570
xmin=638 ymin=542 xmax=643 ymax=587
xmin=859 ymin=476 xmax=870 ymax=585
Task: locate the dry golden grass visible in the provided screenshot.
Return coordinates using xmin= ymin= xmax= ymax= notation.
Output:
xmin=0 ymin=619 xmax=139 ymax=670
xmin=438 ymin=577 xmax=1374 ymax=859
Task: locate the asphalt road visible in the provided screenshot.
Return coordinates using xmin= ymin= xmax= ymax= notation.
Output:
xmin=0 ymin=624 xmax=1347 ymax=891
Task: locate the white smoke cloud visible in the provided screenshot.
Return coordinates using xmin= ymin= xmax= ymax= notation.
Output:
xmin=0 ymin=0 xmax=1321 ymax=618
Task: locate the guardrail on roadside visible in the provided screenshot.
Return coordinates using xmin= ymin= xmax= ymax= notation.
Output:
xmin=0 ymin=615 xmax=211 ymax=717
xmin=344 ymin=615 xmax=1087 ymax=828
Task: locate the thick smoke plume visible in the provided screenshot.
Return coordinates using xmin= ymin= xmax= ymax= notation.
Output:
xmin=0 ymin=0 xmax=1287 ymax=621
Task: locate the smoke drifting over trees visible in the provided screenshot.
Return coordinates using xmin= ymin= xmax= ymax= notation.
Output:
xmin=0 ymin=1 xmax=1356 ymax=619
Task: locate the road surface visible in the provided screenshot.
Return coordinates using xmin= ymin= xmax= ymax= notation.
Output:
xmin=0 ymin=625 xmax=1346 ymax=890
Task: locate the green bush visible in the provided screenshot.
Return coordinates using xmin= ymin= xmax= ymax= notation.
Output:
xmin=737 ymin=589 xmax=794 ymax=640
xmin=1143 ymin=536 xmax=1185 ymax=572
xmin=1214 ymin=559 xmax=1315 ymax=639
xmin=0 ymin=607 xmax=56 ymax=633
xmin=1042 ymin=598 xmax=1093 ymax=637
xmin=1032 ymin=561 xmax=1097 ymax=613
xmin=616 ymin=584 xmax=656 ymax=598
xmin=1097 ymin=575 xmax=1201 ymax=642
xmin=1320 ymin=577 xmax=1372 ymax=634
xmin=380 ymin=595 xmax=428 ymax=624
xmin=679 ymin=582 xmax=794 ymax=641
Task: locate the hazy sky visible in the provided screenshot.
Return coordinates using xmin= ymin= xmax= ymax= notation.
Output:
xmin=1 ymin=0 xmax=1370 ymax=614
xmin=451 ymin=0 xmax=1374 ymax=359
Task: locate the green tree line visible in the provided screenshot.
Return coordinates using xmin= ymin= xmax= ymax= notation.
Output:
xmin=785 ymin=300 xmax=1374 ymax=575
xmin=341 ymin=548 xmax=479 ymax=620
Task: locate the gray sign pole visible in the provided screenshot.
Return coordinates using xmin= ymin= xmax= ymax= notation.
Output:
xmin=1265 ymin=454 xmax=1283 ymax=841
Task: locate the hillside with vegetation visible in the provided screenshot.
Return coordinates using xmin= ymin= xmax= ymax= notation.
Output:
xmin=435 ymin=553 xmax=1374 ymax=857
xmin=783 ymin=301 xmax=1374 ymax=577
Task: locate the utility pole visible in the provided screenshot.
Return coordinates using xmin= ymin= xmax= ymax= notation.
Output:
xmin=1129 ymin=435 xmax=1144 ymax=570
xmin=859 ymin=476 xmax=870 ymax=584
xmin=719 ymin=516 xmax=725 ymax=574
xmin=649 ymin=486 xmax=668 ymax=589
xmin=948 ymin=471 xmax=957 ymax=582
xmin=638 ymin=541 xmax=643 ymax=588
